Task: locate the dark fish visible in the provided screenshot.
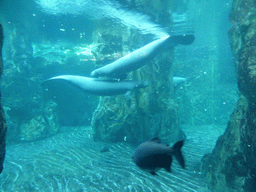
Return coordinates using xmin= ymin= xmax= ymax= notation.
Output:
xmin=132 ymin=137 xmax=185 ymax=175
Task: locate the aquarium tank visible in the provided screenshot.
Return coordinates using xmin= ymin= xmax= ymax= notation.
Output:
xmin=0 ymin=0 xmax=255 ymax=191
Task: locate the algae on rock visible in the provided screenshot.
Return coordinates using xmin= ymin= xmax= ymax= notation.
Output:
xmin=201 ymin=95 xmax=248 ymax=191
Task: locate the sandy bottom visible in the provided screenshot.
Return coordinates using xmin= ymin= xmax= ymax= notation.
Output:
xmin=0 ymin=124 xmax=225 ymax=192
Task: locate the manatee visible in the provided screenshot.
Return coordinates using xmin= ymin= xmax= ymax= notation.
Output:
xmin=42 ymin=75 xmax=148 ymax=96
xmin=91 ymin=34 xmax=195 ymax=79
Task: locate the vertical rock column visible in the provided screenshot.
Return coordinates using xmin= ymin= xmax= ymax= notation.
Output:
xmin=201 ymin=1 xmax=256 ymax=191
xmin=0 ymin=23 xmax=7 ymax=174
xmin=91 ymin=44 xmax=178 ymax=144
xmin=91 ymin=2 xmax=181 ymax=144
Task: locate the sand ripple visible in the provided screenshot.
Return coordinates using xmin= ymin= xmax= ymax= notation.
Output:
xmin=0 ymin=125 xmax=224 ymax=191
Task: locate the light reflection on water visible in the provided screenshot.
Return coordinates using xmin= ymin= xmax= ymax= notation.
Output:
xmin=35 ymin=0 xmax=170 ymax=38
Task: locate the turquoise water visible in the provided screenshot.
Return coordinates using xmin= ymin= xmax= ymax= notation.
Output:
xmin=0 ymin=0 xmax=237 ymax=191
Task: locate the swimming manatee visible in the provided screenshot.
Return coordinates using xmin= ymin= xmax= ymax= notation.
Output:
xmin=42 ymin=75 xmax=148 ymax=96
xmin=91 ymin=34 xmax=194 ymax=79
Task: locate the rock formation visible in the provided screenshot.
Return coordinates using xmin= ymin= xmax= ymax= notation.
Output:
xmin=201 ymin=1 xmax=256 ymax=191
xmin=0 ymin=23 xmax=7 ymax=174
xmin=91 ymin=1 xmax=183 ymax=144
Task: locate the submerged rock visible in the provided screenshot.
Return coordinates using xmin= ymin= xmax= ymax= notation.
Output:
xmin=19 ymin=101 xmax=59 ymax=141
xmin=201 ymin=1 xmax=256 ymax=191
xmin=1 ymin=32 xmax=98 ymax=142
xmin=201 ymin=96 xmax=248 ymax=191
xmin=0 ymin=23 xmax=7 ymax=174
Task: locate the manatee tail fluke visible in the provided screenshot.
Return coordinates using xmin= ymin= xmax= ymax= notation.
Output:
xmin=172 ymin=140 xmax=185 ymax=169
xmin=170 ymin=34 xmax=195 ymax=45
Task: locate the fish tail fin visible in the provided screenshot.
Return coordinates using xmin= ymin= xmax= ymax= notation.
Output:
xmin=172 ymin=140 xmax=185 ymax=169
xmin=170 ymin=34 xmax=195 ymax=45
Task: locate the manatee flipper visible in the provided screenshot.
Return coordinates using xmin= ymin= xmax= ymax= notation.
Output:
xmin=125 ymin=91 xmax=132 ymax=106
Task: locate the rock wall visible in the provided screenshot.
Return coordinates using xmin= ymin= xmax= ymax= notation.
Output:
xmin=0 ymin=23 xmax=7 ymax=174
xmin=1 ymin=23 xmax=97 ymax=142
xmin=201 ymin=95 xmax=248 ymax=191
xmin=201 ymin=1 xmax=256 ymax=191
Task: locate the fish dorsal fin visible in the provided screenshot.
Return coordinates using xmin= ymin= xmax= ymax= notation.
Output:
xmin=149 ymin=137 xmax=161 ymax=143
